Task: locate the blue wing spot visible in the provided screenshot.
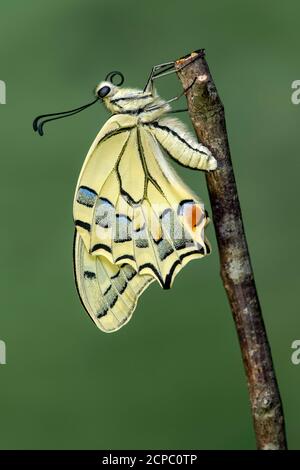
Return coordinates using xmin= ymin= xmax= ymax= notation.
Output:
xmin=77 ymin=186 xmax=97 ymax=208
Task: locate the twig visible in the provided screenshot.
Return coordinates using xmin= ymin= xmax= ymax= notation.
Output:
xmin=175 ymin=50 xmax=287 ymax=450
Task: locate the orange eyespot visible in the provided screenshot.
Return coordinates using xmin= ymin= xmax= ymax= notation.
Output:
xmin=184 ymin=204 xmax=202 ymax=232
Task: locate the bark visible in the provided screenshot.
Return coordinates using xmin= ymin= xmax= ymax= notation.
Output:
xmin=175 ymin=49 xmax=287 ymax=450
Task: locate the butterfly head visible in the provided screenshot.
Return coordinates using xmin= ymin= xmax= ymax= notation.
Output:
xmin=96 ymin=71 xmax=124 ymax=99
xmin=95 ymin=81 xmax=118 ymax=100
xmin=94 ymin=71 xmax=125 ymax=113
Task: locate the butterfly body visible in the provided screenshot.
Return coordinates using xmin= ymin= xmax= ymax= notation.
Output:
xmin=100 ymin=83 xmax=171 ymax=122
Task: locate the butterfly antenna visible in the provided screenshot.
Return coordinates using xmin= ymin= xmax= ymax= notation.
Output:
xmin=104 ymin=71 xmax=124 ymax=86
xmin=33 ymin=97 xmax=99 ymax=136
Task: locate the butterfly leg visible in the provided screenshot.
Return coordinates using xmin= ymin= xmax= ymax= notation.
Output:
xmin=144 ymin=59 xmax=197 ymax=94
xmin=168 ymin=108 xmax=188 ymax=114
xmin=165 ymin=78 xmax=196 ymax=104
xmin=146 ymin=78 xmax=196 ymax=112
xmin=144 ymin=62 xmax=176 ymax=93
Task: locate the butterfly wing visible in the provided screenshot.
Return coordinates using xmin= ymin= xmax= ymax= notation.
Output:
xmin=74 ymin=116 xmax=211 ymax=290
xmin=135 ymin=126 xmax=211 ymax=288
xmin=74 ymin=231 xmax=153 ymax=332
xmin=73 ymin=113 xmax=138 ymax=252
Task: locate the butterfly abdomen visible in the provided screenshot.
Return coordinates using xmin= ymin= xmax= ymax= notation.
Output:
xmin=146 ymin=118 xmax=217 ymax=171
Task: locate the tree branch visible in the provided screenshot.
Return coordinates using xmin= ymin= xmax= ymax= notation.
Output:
xmin=175 ymin=49 xmax=287 ymax=450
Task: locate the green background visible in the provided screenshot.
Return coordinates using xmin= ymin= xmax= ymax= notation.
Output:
xmin=0 ymin=0 xmax=299 ymax=450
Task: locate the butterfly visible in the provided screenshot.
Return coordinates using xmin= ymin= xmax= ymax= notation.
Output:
xmin=33 ymin=62 xmax=217 ymax=333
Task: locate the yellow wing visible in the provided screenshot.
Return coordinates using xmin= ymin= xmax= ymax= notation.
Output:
xmin=73 ymin=116 xmax=211 ymax=289
xmin=73 ymin=113 xmax=138 ymax=249
xmin=74 ymin=231 xmax=153 ymax=332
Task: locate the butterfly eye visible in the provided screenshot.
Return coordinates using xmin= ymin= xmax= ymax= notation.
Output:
xmin=97 ymin=86 xmax=111 ymax=98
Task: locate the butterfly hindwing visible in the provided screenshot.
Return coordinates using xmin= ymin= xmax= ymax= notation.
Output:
xmin=73 ymin=231 xmax=153 ymax=332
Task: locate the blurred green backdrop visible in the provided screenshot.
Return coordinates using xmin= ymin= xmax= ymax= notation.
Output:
xmin=0 ymin=0 xmax=299 ymax=450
